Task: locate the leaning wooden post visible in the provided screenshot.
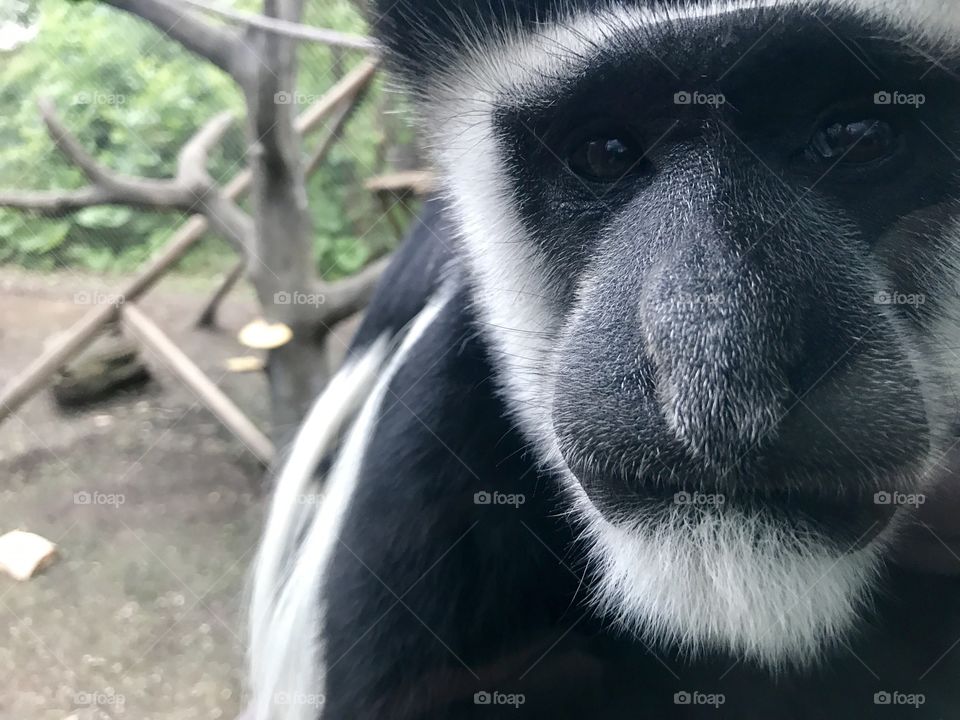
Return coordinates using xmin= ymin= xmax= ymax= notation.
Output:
xmin=122 ymin=303 xmax=275 ymax=465
xmin=195 ymin=260 xmax=247 ymax=328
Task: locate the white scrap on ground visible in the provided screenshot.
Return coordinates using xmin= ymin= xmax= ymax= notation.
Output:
xmin=0 ymin=530 xmax=57 ymax=581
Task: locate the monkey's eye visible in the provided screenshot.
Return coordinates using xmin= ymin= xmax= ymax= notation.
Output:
xmin=566 ymin=132 xmax=646 ymax=182
xmin=810 ymin=119 xmax=897 ymax=165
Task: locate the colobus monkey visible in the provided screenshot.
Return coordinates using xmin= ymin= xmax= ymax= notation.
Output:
xmin=250 ymin=1 xmax=960 ymax=717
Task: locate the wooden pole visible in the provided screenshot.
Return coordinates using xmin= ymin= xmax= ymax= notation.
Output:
xmin=195 ymin=259 xmax=246 ymax=328
xmin=0 ymin=302 xmax=121 ymax=418
xmin=122 ymin=303 xmax=275 ymax=465
xmin=0 ymin=215 xmax=210 ymax=422
xmin=0 ymin=59 xmax=379 ymax=425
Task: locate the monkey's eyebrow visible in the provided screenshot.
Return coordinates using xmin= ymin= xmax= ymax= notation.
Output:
xmin=462 ymin=0 xmax=960 ymax=117
xmin=463 ymin=7 xmax=782 ymax=115
xmin=491 ymin=17 xmax=959 ymax=131
xmin=457 ymin=3 xmax=788 ymax=93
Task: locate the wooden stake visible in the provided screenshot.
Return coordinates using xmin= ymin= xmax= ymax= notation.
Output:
xmin=122 ymin=303 xmax=274 ymax=465
xmin=195 ymin=259 xmax=246 ymax=328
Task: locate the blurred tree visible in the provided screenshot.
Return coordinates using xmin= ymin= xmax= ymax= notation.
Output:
xmin=0 ymin=0 xmax=401 ymax=277
xmin=0 ymin=0 xmax=395 ymax=444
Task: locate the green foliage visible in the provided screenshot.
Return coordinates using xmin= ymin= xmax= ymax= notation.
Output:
xmin=0 ymin=0 xmax=402 ymax=278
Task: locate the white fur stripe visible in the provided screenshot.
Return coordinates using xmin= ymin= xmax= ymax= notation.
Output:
xmin=249 ymin=337 xmax=389 ymax=718
xmin=249 ymin=287 xmax=455 ymax=720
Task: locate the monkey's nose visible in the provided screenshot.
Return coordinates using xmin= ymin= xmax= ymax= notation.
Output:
xmin=641 ymin=272 xmax=798 ymax=470
xmin=640 ymin=270 xmax=928 ymax=482
xmin=646 ymin=317 xmax=791 ymax=470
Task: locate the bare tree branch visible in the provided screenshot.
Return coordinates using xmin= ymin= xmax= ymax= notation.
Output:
xmin=171 ymin=0 xmax=378 ymax=51
xmin=304 ymin=80 xmax=370 ymax=177
xmin=199 ymin=191 xmax=256 ymax=252
xmin=0 ymin=101 xmax=252 ymax=252
xmin=195 ymin=259 xmax=246 ymax=328
xmin=177 ymin=110 xmax=236 ymax=191
xmin=38 ymin=98 xmax=114 ymax=186
xmin=294 ymin=58 xmax=379 ymax=134
xmin=194 ymin=69 xmax=378 ymax=330
xmin=0 ymin=187 xmax=118 ymax=217
xmin=100 ymin=0 xmax=242 ymax=76
xmin=0 ymin=0 xmax=386 ymax=442
xmin=318 ymin=255 xmax=391 ymax=327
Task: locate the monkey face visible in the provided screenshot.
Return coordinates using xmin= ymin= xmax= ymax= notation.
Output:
xmin=372 ymin=0 xmax=960 ymax=667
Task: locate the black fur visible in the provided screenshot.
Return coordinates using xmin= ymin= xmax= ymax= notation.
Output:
xmin=348 ymin=197 xmax=454 ymax=354
xmin=321 ymin=210 xmax=960 ymax=718
xmin=254 ymin=2 xmax=960 ymax=717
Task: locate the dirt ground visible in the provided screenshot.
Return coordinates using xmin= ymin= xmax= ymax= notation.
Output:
xmin=0 ymin=268 xmax=353 ymax=719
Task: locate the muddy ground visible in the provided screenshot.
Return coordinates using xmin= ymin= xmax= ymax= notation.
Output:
xmin=0 ymin=268 xmax=355 ymax=719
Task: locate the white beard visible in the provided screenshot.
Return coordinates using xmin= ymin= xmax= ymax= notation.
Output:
xmin=566 ymin=480 xmax=895 ymax=669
